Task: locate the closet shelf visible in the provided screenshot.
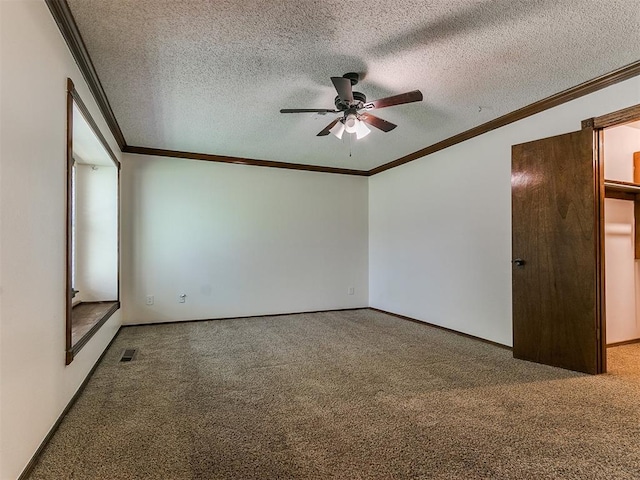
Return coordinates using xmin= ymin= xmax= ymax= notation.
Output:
xmin=604 ymin=180 xmax=640 ymax=197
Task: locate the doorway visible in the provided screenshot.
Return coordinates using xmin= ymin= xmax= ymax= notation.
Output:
xmin=511 ymin=104 xmax=640 ymax=374
xmin=602 ymin=118 xmax=640 ymax=373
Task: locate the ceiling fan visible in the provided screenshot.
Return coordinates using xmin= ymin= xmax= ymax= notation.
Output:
xmin=280 ymin=73 xmax=423 ymax=139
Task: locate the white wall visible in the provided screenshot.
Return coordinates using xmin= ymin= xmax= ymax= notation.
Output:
xmin=120 ymin=154 xmax=368 ymax=324
xmin=603 ymin=124 xmax=640 ymax=344
xmin=75 ymin=164 xmax=118 ymax=302
xmin=369 ymin=76 xmax=640 ymax=346
xmin=603 ymin=124 xmax=640 ymax=182
xmin=0 ymin=2 xmax=638 ymax=478
xmin=0 ymin=2 xmax=122 ymax=479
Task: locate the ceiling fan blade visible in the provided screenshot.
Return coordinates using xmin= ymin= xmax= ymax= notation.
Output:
xmin=331 ymin=76 xmax=354 ymax=104
xmin=359 ymin=113 xmax=397 ymax=132
xmin=280 ymin=108 xmax=339 ymax=114
xmin=317 ymin=118 xmax=341 ymax=136
xmin=367 ymin=90 xmax=423 ymax=110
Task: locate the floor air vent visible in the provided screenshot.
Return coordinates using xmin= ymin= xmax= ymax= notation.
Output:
xmin=120 ymin=349 xmax=137 ymax=362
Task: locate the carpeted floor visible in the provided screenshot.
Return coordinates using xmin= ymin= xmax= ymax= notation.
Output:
xmin=28 ymin=309 xmax=640 ymax=479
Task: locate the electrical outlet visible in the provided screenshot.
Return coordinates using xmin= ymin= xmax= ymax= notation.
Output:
xmin=348 ymin=287 xmax=355 ymax=295
xmin=178 ymin=293 xmax=186 ymax=303
xmin=145 ymin=295 xmax=154 ymax=305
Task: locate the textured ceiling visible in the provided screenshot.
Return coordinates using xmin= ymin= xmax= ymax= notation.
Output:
xmin=66 ymin=0 xmax=640 ymax=171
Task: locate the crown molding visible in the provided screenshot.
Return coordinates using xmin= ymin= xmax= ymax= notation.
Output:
xmin=46 ymin=0 xmax=127 ymax=150
xmin=123 ymin=146 xmax=370 ymax=176
xmin=46 ymin=0 xmax=640 ymax=176
xmin=369 ymin=60 xmax=640 ymax=175
xmin=67 ymin=78 xmax=120 ymax=168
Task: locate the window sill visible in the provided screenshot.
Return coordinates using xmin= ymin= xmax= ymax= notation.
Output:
xmin=67 ymin=301 xmax=119 ymax=363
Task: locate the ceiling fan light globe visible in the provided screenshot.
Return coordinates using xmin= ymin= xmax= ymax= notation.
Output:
xmin=330 ymin=120 xmax=345 ymax=139
xmin=344 ymin=113 xmax=358 ymax=133
xmin=355 ymin=120 xmax=371 ymax=139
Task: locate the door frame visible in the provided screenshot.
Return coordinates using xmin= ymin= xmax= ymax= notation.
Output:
xmin=583 ymin=103 xmax=640 ymax=373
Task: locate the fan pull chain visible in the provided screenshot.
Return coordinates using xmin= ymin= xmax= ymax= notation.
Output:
xmin=349 ymin=133 xmax=352 ymax=157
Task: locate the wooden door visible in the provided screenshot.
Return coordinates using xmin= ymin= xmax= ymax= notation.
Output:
xmin=512 ymin=128 xmax=604 ymax=374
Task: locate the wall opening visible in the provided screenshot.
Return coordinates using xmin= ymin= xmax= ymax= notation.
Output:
xmin=66 ymin=79 xmax=120 ymax=364
xmin=602 ymin=119 xmax=640 ymax=373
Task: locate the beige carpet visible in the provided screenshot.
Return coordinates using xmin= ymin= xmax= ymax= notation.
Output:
xmin=27 ymin=309 xmax=640 ymax=479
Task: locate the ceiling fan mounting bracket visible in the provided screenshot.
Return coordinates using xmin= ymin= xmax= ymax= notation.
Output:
xmin=343 ymin=72 xmax=360 ymax=86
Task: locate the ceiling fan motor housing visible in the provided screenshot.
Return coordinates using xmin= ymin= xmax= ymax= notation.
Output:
xmin=335 ymin=91 xmax=367 ymax=111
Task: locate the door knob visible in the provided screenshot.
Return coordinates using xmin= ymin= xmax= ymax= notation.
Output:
xmin=513 ymin=258 xmax=526 ymax=267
